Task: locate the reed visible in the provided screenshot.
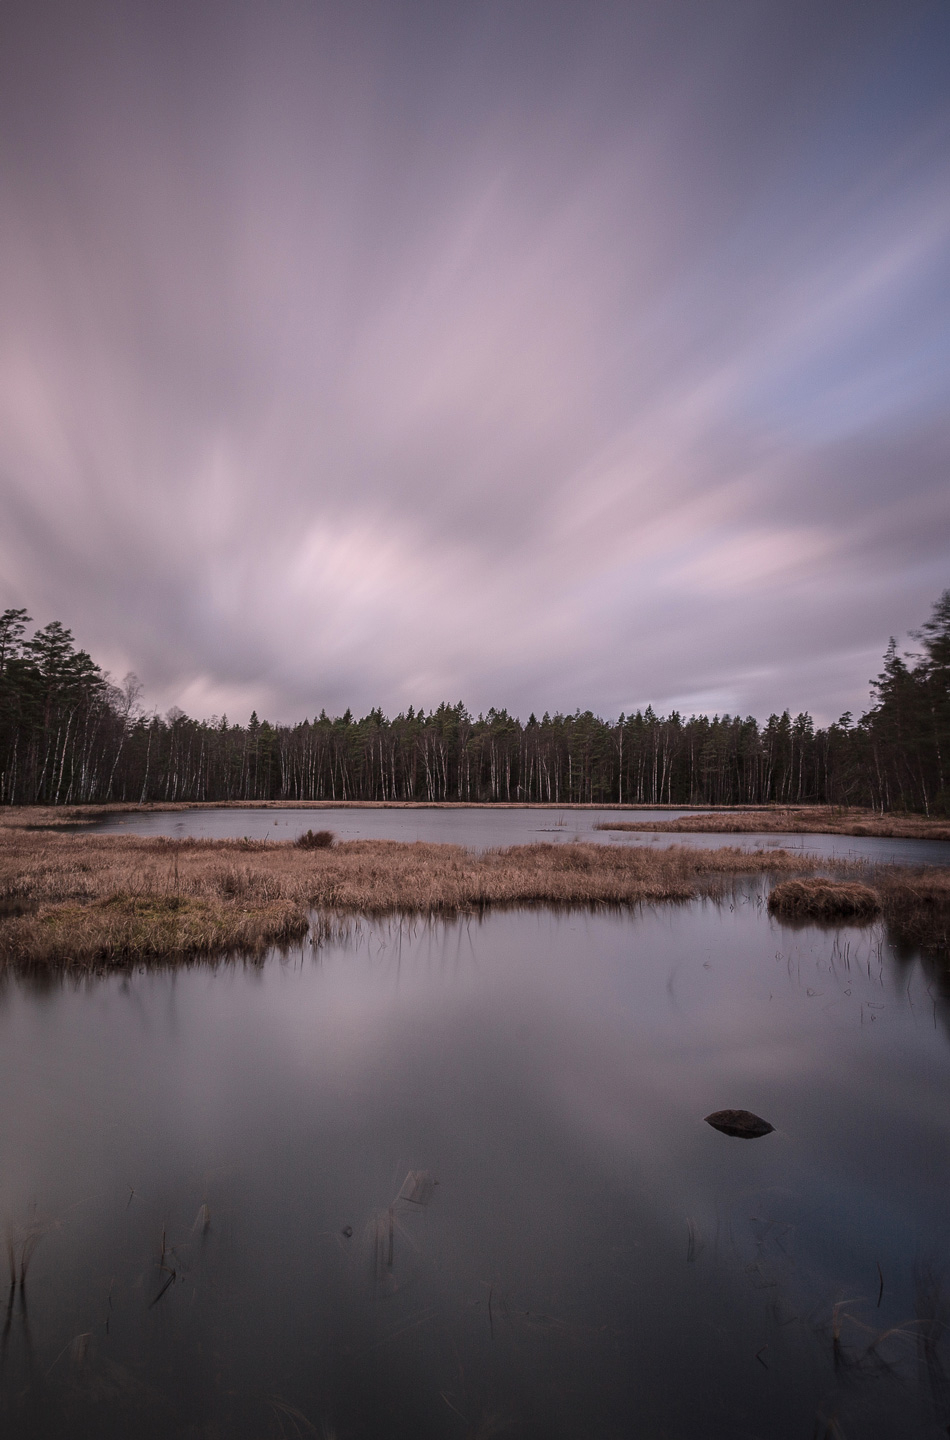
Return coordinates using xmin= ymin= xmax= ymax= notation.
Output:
xmin=0 ymin=823 xmax=946 ymax=967
xmin=3 ymin=1217 xmax=53 ymax=1292
xmin=597 ymin=808 xmax=950 ymax=842
xmin=0 ymin=830 xmax=818 ymax=968
xmin=767 ymin=879 xmax=883 ymax=921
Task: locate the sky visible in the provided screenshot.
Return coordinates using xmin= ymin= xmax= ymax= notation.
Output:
xmin=1 ymin=0 xmax=948 ymax=726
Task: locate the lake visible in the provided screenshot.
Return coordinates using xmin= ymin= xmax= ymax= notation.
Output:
xmin=90 ymin=803 xmax=950 ymax=867
xmin=2 ymin=884 xmax=950 ymax=1437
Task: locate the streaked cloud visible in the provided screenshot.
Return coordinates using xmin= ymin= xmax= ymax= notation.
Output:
xmin=0 ymin=0 xmax=947 ymax=723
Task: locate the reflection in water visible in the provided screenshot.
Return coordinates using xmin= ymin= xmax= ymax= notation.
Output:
xmin=0 ymin=895 xmax=949 ymax=1436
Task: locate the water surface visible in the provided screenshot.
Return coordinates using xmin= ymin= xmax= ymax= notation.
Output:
xmin=2 ymin=893 xmax=950 ymax=1437
xmin=90 ymin=804 xmax=950 ymax=866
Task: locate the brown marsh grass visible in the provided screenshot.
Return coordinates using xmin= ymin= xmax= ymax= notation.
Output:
xmin=0 ymin=829 xmax=823 ymax=968
xmin=768 ymin=879 xmax=883 ymax=921
xmin=596 ymin=807 xmax=950 ymax=842
xmin=766 ymin=866 xmax=950 ymax=955
xmin=1 ymin=822 xmax=947 ymax=968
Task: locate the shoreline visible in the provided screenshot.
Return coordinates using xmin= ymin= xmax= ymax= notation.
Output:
xmin=596 ymin=809 xmax=950 ymax=843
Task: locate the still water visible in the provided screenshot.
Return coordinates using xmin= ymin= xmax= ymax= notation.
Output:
xmin=90 ymin=804 xmax=950 ymax=867
xmin=2 ymin=893 xmax=949 ymax=1437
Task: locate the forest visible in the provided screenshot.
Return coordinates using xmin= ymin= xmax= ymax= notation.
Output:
xmin=0 ymin=593 xmax=947 ymax=814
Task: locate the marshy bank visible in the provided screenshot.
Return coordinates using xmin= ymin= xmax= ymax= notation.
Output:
xmin=768 ymin=877 xmax=884 ymax=920
xmin=597 ymin=806 xmax=950 ymax=842
xmin=0 ymin=829 xmax=820 ymax=967
xmin=1 ymin=821 xmax=949 ymax=967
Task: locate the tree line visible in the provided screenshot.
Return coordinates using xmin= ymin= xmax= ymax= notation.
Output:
xmin=0 ymin=593 xmax=948 ymax=813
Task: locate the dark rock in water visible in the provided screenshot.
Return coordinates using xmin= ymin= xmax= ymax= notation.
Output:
xmin=705 ymin=1109 xmax=774 ymax=1139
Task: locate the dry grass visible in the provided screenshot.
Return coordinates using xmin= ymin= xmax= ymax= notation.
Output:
xmin=0 ymin=829 xmax=822 ymax=969
xmin=1 ymin=825 xmax=947 ymax=969
xmin=27 ymin=894 xmax=310 ymax=960
xmin=768 ymin=879 xmax=883 ymax=921
xmin=869 ymin=865 xmax=950 ymax=957
xmin=596 ymin=808 xmax=950 ymax=841
xmin=873 ymin=865 xmax=950 ymax=911
xmin=767 ymin=867 xmax=950 ymax=953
